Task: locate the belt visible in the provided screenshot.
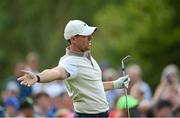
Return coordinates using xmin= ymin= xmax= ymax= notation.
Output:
xmin=74 ymin=110 xmax=109 ymax=118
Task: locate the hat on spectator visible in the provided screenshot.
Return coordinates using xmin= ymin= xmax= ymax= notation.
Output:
xmin=4 ymin=96 xmax=19 ymax=112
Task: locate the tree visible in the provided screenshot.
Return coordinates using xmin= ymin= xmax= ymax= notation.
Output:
xmin=93 ymin=0 xmax=180 ymax=90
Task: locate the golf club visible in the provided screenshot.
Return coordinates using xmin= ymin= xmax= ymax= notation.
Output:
xmin=121 ymin=55 xmax=131 ymax=118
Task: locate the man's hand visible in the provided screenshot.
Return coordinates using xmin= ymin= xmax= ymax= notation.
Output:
xmin=17 ymin=70 xmax=38 ymax=87
xmin=113 ymin=75 xmax=130 ymax=89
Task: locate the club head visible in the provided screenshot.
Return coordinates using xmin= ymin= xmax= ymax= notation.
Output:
xmin=121 ymin=55 xmax=132 ymax=72
xmin=121 ymin=55 xmax=132 ymax=63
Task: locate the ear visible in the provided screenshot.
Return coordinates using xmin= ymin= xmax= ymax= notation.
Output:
xmin=70 ymin=36 xmax=77 ymax=44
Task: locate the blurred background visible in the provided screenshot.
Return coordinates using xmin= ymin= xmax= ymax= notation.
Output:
xmin=0 ymin=0 xmax=180 ymax=117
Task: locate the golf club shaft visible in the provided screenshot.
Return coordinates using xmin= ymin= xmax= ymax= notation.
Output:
xmin=121 ymin=56 xmax=131 ymax=118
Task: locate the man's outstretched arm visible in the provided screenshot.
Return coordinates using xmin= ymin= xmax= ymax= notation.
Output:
xmin=17 ymin=66 xmax=68 ymax=87
xmin=103 ymin=81 xmax=114 ymax=91
xmin=103 ymin=75 xmax=130 ymax=91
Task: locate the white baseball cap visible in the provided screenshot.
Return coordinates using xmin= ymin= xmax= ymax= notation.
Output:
xmin=64 ymin=20 xmax=97 ymax=40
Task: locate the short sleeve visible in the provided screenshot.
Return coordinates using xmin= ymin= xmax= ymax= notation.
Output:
xmin=58 ymin=57 xmax=78 ymax=79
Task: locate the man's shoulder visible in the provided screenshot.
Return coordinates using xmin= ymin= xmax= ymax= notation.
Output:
xmin=59 ymin=55 xmax=78 ymax=66
xmin=60 ymin=55 xmax=75 ymax=62
xmin=60 ymin=54 xmax=86 ymax=62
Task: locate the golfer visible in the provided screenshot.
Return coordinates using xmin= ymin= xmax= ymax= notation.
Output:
xmin=18 ymin=20 xmax=130 ymax=117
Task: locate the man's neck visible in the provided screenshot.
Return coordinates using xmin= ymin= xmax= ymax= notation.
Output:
xmin=69 ymin=45 xmax=84 ymax=53
xmin=66 ymin=47 xmax=90 ymax=58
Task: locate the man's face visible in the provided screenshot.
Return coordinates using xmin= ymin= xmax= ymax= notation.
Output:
xmin=73 ymin=35 xmax=93 ymax=52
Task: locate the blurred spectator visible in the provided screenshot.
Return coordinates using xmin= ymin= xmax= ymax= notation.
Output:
xmin=138 ymin=99 xmax=152 ymax=117
xmin=109 ymin=95 xmax=141 ymax=117
xmin=127 ymin=64 xmax=152 ymax=101
xmin=55 ymin=109 xmax=73 ymax=118
xmin=173 ymin=105 xmax=180 ymax=117
xmin=53 ymin=92 xmax=73 ymax=112
xmin=53 ymin=92 xmax=73 ymax=118
xmin=25 ymin=52 xmax=42 ymax=95
xmin=2 ymin=61 xmax=32 ymax=100
xmin=2 ymin=80 xmax=19 ymax=100
xmin=153 ymin=99 xmax=173 ymax=117
xmin=18 ymin=97 xmax=34 ymax=117
xmin=130 ymin=82 xmax=143 ymax=101
xmin=25 ymin=52 xmax=39 ymax=73
xmin=33 ymin=92 xmax=54 ymax=117
xmin=26 ymin=52 xmax=67 ymax=97
xmin=0 ymin=106 xmax=5 ymax=117
xmin=3 ymin=96 xmax=19 ymax=117
xmin=130 ymin=81 xmax=152 ymax=117
xmin=127 ymin=64 xmax=152 ymax=117
xmin=43 ymin=81 xmax=66 ymax=98
xmin=152 ymin=64 xmax=180 ymax=108
xmin=103 ymin=68 xmax=122 ymax=110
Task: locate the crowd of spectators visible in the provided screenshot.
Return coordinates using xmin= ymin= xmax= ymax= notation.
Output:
xmin=0 ymin=52 xmax=180 ymax=117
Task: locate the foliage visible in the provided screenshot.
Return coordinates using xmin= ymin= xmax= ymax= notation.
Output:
xmin=93 ymin=0 xmax=180 ymax=90
xmin=0 ymin=0 xmax=179 ymax=91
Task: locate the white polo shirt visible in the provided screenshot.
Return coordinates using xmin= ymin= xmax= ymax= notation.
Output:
xmin=58 ymin=48 xmax=109 ymax=114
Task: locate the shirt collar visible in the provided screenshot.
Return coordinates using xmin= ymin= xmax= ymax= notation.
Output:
xmin=66 ymin=47 xmax=91 ymax=57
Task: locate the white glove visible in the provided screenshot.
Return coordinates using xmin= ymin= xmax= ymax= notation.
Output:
xmin=113 ymin=75 xmax=130 ymax=89
xmin=17 ymin=70 xmax=38 ymax=87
